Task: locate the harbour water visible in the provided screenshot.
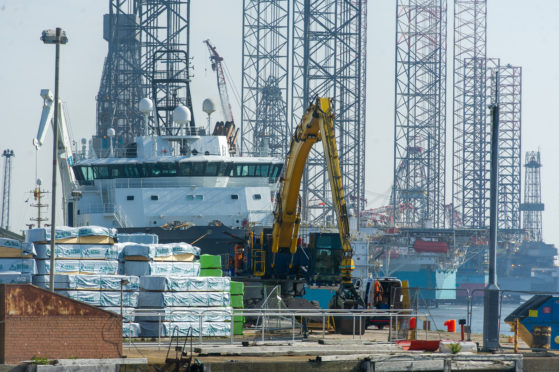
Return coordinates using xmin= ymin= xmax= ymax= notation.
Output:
xmin=424 ymin=303 xmax=521 ymax=336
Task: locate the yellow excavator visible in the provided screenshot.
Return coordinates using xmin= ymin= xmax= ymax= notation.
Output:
xmin=271 ymin=97 xmax=364 ymax=310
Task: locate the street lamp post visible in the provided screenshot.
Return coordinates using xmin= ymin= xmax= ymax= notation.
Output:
xmin=41 ymin=28 xmax=68 ymax=292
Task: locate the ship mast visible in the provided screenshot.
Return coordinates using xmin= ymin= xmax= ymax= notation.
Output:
xmin=29 ymin=180 xmax=49 ymax=228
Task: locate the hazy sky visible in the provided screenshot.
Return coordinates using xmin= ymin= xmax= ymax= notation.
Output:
xmin=1 ymin=0 xmax=558 ymax=246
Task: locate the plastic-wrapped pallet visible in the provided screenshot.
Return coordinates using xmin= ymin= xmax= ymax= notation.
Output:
xmin=33 ymin=274 xmax=139 ymax=291
xmin=139 ymin=276 xmax=230 ymax=292
xmin=0 ymin=273 xmax=32 ymax=284
xmin=138 ymin=291 xmax=230 ymax=308
xmin=34 ymin=244 xmax=119 ymax=260
xmin=26 ymin=226 xmax=117 ymax=244
xmin=140 ymin=321 xmax=231 ymax=338
xmin=0 ymin=258 xmax=36 ymax=274
xmin=135 ymin=307 xmax=232 ymax=323
xmin=56 ymin=290 xmax=139 ymax=307
xmin=122 ymin=243 xmax=200 ymax=262
xmin=0 ymin=239 xmax=35 ymax=257
xmin=36 ymin=259 xmax=119 ymax=275
xmin=123 ymin=323 xmax=141 ymax=338
xmin=117 ymin=233 xmax=158 ymax=245
xmin=124 ymin=261 xmax=199 ymax=276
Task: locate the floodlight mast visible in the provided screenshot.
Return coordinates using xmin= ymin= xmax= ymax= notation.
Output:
xmin=41 ymin=27 xmax=67 ymax=292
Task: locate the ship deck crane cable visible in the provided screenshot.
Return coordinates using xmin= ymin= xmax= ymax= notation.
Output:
xmin=271 ymin=97 xmax=363 ymax=308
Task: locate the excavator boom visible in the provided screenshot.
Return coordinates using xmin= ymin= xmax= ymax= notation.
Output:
xmin=271 ymin=98 xmax=355 ymax=285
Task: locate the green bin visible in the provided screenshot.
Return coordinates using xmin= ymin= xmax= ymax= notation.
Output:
xmin=199 ymin=268 xmax=223 ymax=277
xmin=200 ymin=254 xmax=221 ymax=269
xmin=230 ymin=281 xmax=245 ymax=295
xmin=231 ymin=294 xmax=244 ymax=308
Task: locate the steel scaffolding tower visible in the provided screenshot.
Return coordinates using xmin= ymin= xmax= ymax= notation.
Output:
xmin=291 ymin=0 xmax=366 ymax=224
xmin=496 ymin=65 xmax=522 ymax=231
xmin=520 ymin=151 xmax=544 ymax=242
xmin=393 ymin=0 xmax=447 ymax=228
xmin=1 ymin=150 xmax=14 ymax=231
xmin=95 ymin=0 xmax=144 ymax=157
xmin=452 ymin=0 xmax=487 ymax=228
xmin=95 ymin=0 xmax=193 ymax=156
xmin=241 ymin=0 xmax=290 ymax=157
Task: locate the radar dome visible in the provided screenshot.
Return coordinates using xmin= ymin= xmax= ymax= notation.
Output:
xmin=202 ymin=98 xmax=216 ymax=115
xmin=81 ymin=138 xmax=87 ymax=144
xmin=173 ymin=104 xmax=191 ymax=125
xmin=139 ymin=97 xmax=153 ymax=114
xmin=107 ymin=128 xmax=116 ymax=137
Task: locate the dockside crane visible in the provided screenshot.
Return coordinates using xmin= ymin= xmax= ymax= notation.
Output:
xmin=203 ymin=39 xmax=239 ymax=153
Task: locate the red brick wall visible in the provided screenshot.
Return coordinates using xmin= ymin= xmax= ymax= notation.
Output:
xmin=2 ymin=315 xmax=122 ymax=364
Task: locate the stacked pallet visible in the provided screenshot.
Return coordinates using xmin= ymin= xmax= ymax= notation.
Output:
xmin=0 ymin=238 xmax=35 ymax=284
xmin=230 ymin=280 xmax=246 ymax=335
xmin=28 ymin=227 xmax=141 ymax=334
xmin=137 ymin=275 xmax=232 ymax=337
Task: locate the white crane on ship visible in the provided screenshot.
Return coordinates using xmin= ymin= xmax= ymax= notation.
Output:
xmin=33 ymin=89 xmax=80 ymax=226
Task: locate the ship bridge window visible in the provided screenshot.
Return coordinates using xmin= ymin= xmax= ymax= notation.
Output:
xmin=127 ymin=195 xmax=134 ymax=201
xmin=252 ymin=194 xmax=262 ymax=200
xmin=144 ymin=162 xmax=177 ymax=177
xmin=231 ymin=194 xmax=239 ymax=200
xmin=93 ymin=165 xmax=110 ymax=179
xmin=225 ymin=163 xmax=281 ymax=178
xmin=151 ymin=195 xmax=158 ymax=201
xmin=186 ymin=195 xmax=194 ymax=201
xmin=195 ymin=195 xmax=203 ymax=200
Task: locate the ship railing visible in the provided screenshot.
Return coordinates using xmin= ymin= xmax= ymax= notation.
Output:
xmin=78 ymin=202 xmax=114 ymax=214
xmin=123 ymin=307 xmax=424 ymax=348
xmin=113 ymin=203 xmax=130 ymax=228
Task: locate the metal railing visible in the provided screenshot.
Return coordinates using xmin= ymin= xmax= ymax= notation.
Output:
xmin=122 ymin=307 xmax=425 ymax=348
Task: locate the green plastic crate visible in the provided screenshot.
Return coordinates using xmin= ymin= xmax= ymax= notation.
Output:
xmin=199 ymin=268 xmax=223 ymax=277
xmin=233 ymin=315 xmax=246 ymax=323
xmin=200 ymin=254 xmax=222 ymax=269
xmin=230 ymin=281 xmax=245 ymax=295
xmin=231 ymin=294 xmax=244 ymax=308
xmin=233 ymin=321 xmax=244 ymax=335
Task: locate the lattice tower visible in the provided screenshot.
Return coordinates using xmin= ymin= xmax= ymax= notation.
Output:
xmin=1 ymin=150 xmax=14 ymax=230
xmin=241 ymin=0 xmax=290 ymax=157
xmin=520 ymin=151 xmax=543 ymax=242
xmin=392 ymin=0 xmax=447 ymax=228
xmin=452 ymin=0 xmax=487 ymax=228
xmin=291 ymin=0 xmax=366 ymax=224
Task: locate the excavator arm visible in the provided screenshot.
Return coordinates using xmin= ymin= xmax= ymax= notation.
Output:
xmin=271 ymin=98 xmax=355 ymax=286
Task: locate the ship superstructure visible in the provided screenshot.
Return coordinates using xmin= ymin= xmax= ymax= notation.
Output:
xmin=72 ymin=134 xmax=283 ymax=230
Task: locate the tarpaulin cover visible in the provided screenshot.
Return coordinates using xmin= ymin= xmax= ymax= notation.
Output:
xmin=124 ymin=261 xmax=200 ymax=276
xmin=135 ymin=307 xmax=233 ymax=323
xmin=36 ymin=259 xmax=119 ymax=275
xmin=56 ymin=290 xmax=139 ymax=307
xmin=0 ymin=258 xmax=36 ymax=274
xmin=139 ymin=321 xmax=231 ymax=337
xmin=33 ymin=274 xmax=139 ymax=291
xmin=139 ymin=276 xmax=230 ymax=292
xmin=0 ymin=273 xmax=32 ymax=284
xmin=138 ymin=291 xmax=230 ymax=308
xmin=0 ymin=243 xmax=35 ymax=258
xmin=117 ymin=233 xmax=158 ymax=245
xmin=34 ymin=244 xmax=119 ymax=260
